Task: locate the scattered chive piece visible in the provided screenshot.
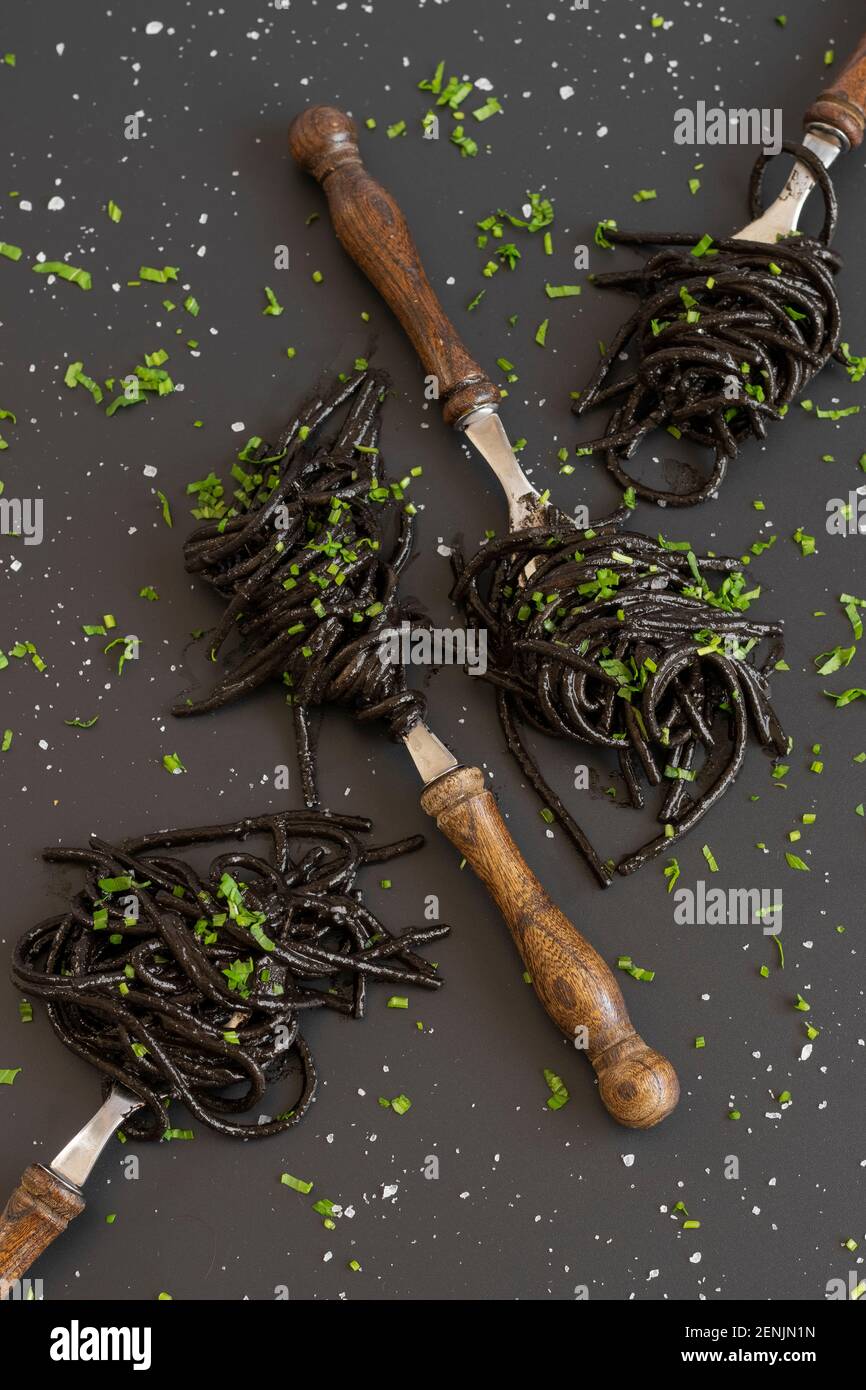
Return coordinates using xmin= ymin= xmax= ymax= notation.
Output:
xmin=472 ymin=96 xmax=503 ymax=122
xmin=694 ymin=1036 xmax=706 ymax=1048
xmin=785 ymin=852 xmax=809 ymax=871
xmin=594 ymin=219 xmax=617 ymax=249
xmin=32 ymin=260 xmax=92 ymax=290
xmin=825 ymin=687 xmax=866 ymax=706
xmin=280 ymin=1173 xmax=313 ymax=1194
xmin=683 ymin=1220 xmax=701 ymax=1229
xmin=138 ymin=265 xmax=178 ymax=284
xmin=386 ymin=996 xmax=408 ymax=1009
xmin=348 ymin=1259 xmax=362 ymax=1272
xmin=162 ymin=751 xmax=187 ymax=776
xmin=794 ymin=994 xmax=810 ymax=1012
xmin=1 ymin=728 xmax=12 ymax=752
xmin=701 ymin=844 xmax=719 ymax=873
xmin=64 ymin=716 xmax=98 ymax=729
xmin=543 ymin=1069 xmax=569 ymax=1110
xmin=156 ymin=490 xmax=173 ymax=527
xmin=390 ymin=1093 xmax=412 ymax=1115
xmin=106 ymin=200 xmax=122 ymax=223
xmin=262 ymin=285 xmax=284 ymax=316
xmin=0 ymin=1068 xmax=21 ymax=1085
xmin=617 ymin=954 xmax=655 ymax=982
xmin=450 ymin=126 xmax=478 ymax=158
xmin=534 ymin=318 xmax=549 ymax=346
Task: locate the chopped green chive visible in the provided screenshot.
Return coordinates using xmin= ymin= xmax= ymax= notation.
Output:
xmin=280 ymin=1172 xmax=313 ymax=1194
xmin=543 ymin=1069 xmax=569 ymax=1110
xmin=32 ymin=260 xmax=92 ymax=290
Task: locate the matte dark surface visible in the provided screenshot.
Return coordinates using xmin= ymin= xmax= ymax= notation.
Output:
xmin=1 ymin=0 xmax=864 ymax=1302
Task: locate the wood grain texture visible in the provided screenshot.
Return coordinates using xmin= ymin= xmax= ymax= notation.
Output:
xmin=421 ymin=767 xmax=679 ymax=1128
xmin=0 ymin=1165 xmax=85 ymax=1299
xmin=804 ymin=29 xmax=866 ymax=148
xmin=289 ymin=105 xmax=500 ymax=427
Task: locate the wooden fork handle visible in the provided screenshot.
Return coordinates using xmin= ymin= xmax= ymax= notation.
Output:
xmin=0 ymin=1165 xmax=85 ymax=1299
xmin=421 ymin=767 xmax=679 ymax=1129
xmin=804 ymin=29 xmax=866 ymax=148
xmin=289 ymin=105 xmax=499 ymax=428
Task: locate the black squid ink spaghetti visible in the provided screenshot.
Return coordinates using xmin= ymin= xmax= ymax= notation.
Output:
xmin=573 ymin=144 xmax=848 ymax=506
xmin=173 ymin=367 xmax=428 ymax=806
xmin=12 ymin=812 xmax=448 ymax=1140
xmin=453 ymin=509 xmax=788 ymax=885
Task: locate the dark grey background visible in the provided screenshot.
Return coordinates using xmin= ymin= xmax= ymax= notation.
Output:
xmin=1 ymin=0 xmax=864 ymax=1302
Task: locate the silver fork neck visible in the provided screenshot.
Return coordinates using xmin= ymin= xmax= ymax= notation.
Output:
xmin=51 ymin=1087 xmax=142 ymax=1190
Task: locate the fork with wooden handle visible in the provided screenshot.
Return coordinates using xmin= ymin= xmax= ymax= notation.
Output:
xmin=733 ymin=27 xmax=866 ymax=244
xmin=288 ymin=105 xmax=570 ymax=556
xmin=289 ymin=106 xmax=678 ymax=1132
xmin=0 ymin=1085 xmax=141 ymax=1299
xmin=0 ymin=793 xmax=678 ymax=1303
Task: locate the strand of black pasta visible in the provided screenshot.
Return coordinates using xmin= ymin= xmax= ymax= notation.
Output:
xmin=173 ymin=368 xmax=428 ymax=806
xmin=12 ymin=812 xmax=449 ymax=1140
xmin=572 ymin=143 xmax=845 ymax=505
xmin=452 ymin=515 xmax=787 ymax=883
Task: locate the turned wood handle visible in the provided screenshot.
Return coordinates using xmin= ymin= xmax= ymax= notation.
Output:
xmin=0 ymin=1164 xmax=85 ymax=1298
xmin=288 ymin=105 xmax=499 ymax=428
xmin=804 ymin=29 xmax=866 ymax=149
xmin=421 ymin=767 xmax=679 ymax=1128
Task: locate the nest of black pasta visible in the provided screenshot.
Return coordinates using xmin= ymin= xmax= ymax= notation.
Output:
xmin=453 ymin=509 xmax=787 ymax=885
xmin=573 ymin=143 xmax=850 ymax=505
xmin=12 ymin=811 xmax=448 ymax=1140
xmin=173 ymin=368 xmax=428 ymax=806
